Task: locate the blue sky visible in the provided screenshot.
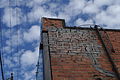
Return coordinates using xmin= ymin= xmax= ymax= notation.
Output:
xmin=0 ymin=0 xmax=120 ymax=80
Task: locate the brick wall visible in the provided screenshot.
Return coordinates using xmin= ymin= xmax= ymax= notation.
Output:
xmin=107 ymin=31 xmax=120 ymax=73
xmin=42 ymin=17 xmax=120 ymax=80
xmin=42 ymin=17 xmax=65 ymax=31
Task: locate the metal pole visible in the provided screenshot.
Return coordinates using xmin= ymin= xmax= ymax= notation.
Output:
xmin=11 ymin=73 xmax=13 ymax=80
xmin=0 ymin=53 xmax=5 ymax=80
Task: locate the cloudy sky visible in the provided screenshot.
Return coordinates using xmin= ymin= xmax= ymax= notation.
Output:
xmin=0 ymin=0 xmax=120 ymax=80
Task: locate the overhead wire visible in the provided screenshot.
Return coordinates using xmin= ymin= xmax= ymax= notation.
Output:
xmin=1 ymin=24 xmax=5 ymax=79
xmin=8 ymin=0 xmax=14 ymax=78
xmin=16 ymin=0 xmax=23 ymax=79
xmin=15 ymin=0 xmax=20 ymax=79
xmin=15 ymin=0 xmax=28 ymax=79
xmin=0 ymin=8 xmax=5 ymax=80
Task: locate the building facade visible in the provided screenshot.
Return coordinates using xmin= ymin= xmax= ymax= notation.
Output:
xmin=41 ymin=17 xmax=120 ymax=80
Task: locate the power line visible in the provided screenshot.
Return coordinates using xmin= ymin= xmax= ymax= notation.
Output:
xmin=0 ymin=8 xmax=5 ymax=80
xmin=15 ymin=0 xmax=20 ymax=79
xmin=8 ymin=1 xmax=14 ymax=80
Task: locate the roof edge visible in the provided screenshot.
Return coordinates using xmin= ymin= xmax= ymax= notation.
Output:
xmin=64 ymin=26 xmax=120 ymax=31
xmin=41 ymin=17 xmax=120 ymax=32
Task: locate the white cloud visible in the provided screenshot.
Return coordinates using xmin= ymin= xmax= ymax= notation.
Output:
xmin=57 ymin=12 xmax=71 ymax=22
xmin=21 ymin=47 xmax=39 ymax=67
xmin=4 ymin=57 xmax=15 ymax=69
xmin=4 ymin=46 xmax=11 ymax=53
xmin=94 ymin=0 xmax=113 ymax=7
xmin=3 ymin=25 xmax=41 ymax=55
xmin=107 ymin=5 xmax=120 ymax=16
xmin=23 ymin=25 xmax=40 ymax=42
xmin=20 ymin=46 xmax=43 ymax=80
xmin=23 ymin=68 xmax=37 ymax=80
xmin=2 ymin=7 xmax=24 ymax=27
xmin=95 ymin=5 xmax=120 ymax=28
xmin=25 ymin=0 xmax=58 ymax=23
xmin=65 ymin=0 xmax=86 ymax=15
xmin=0 ymin=0 xmax=27 ymax=8
xmin=0 ymin=0 xmax=9 ymax=8
xmin=4 ymin=29 xmax=23 ymax=54
xmin=75 ymin=18 xmax=94 ymax=26
xmin=57 ymin=0 xmax=86 ymax=23
xmin=6 ymin=30 xmax=23 ymax=46
xmin=1 ymin=0 xmax=120 ymax=29
xmin=114 ymin=0 xmax=120 ymax=5
xmin=28 ymin=6 xmax=57 ymax=22
xmin=4 ymin=25 xmax=41 ymax=47
xmin=26 ymin=0 xmax=49 ymax=8
xmin=83 ymin=2 xmax=100 ymax=14
xmin=70 ymin=0 xmax=120 ymax=29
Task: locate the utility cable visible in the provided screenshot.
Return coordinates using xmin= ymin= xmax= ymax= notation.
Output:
xmin=8 ymin=0 xmax=14 ymax=79
xmin=0 ymin=7 xmax=5 ymax=80
xmin=15 ymin=0 xmax=19 ymax=79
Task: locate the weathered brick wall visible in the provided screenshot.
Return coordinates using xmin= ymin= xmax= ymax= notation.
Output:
xmin=42 ymin=18 xmax=120 ymax=80
xmin=42 ymin=17 xmax=65 ymax=31
xmin=48 ymin=27 xmax=116 ymax=80
xmin=107 ymin=31 xmax=120 ymax=73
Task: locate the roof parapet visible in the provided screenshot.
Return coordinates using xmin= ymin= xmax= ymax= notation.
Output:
xmin=41 ymin=17 xmax=65 ymax=31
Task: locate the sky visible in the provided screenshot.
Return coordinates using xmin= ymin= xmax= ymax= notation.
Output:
xmin=0 ymin=0 xmax=120 ymax=80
